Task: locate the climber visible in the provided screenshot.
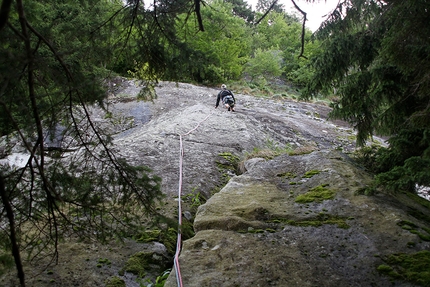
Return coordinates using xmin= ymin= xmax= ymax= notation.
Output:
xmin=215 ymin=84 xmax=235 ymax=112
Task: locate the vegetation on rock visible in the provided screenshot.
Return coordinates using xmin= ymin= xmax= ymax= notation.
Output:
xmin=378 ymin=250 xmax=430 ymax=286
xmin=295 ymin=184 xmax=335 ymax=203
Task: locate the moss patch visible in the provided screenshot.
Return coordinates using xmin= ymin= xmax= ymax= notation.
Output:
xmin=121 ymin=251 xmax=151 ymax=277
xmin=378 ymin=250 xmax=430 ymax=286
xmin=276 ymin=171 xmax=296 ymax=178
xmin=216 ymin=152 xmax=240 ymax=182
xmin=133 ymin=224 xmax=194 ymax=255
xmin=268 ymin=213 xmax=349 ymax=229
xmin=105 ymin=276 xmax=126 ymax=287
xmin=295 ymin=184 xmax=335 ymax=203
xmin=135 ymin=230 xmax=162 ymax=243
xmin=218 ymin=152 xmax=240 ymax=163
xmin=287 ymin=213 xmax=349 ymax=229
xmin=303 ymin=170 xmax=320 ymax=178
xmin=397 ymin=220 xmax=430 ymax=241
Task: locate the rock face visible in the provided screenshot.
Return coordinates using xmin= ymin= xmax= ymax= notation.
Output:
xmin=164 ymin=150 xmax=430 ymax=286
xmin=4 ymin=79 xmax=428 ymax=286
xmin=103 ymin=80 xmax=429 ymax=287
xmin=109 ymin=81 xmax=359 ymax=201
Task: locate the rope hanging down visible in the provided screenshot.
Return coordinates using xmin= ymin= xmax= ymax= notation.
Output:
xmin=174 ymin=111 xmax=213 ymax=287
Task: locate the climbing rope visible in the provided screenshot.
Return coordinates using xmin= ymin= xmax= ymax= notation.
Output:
xmin=174 ymin=111 xmax=213 ymax=287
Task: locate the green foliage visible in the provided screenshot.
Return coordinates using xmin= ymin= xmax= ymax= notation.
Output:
xmin=185 ymin=189 xmax=206 ymax=211
xmin=0 ymin=1 xmax=166 ymax=283
xmin=224 ymin=0 xmax=255 ymax=23
xmin=147 ymin=269 xmax=171 ymax=287
xmin=174 ymin=1 xmax=251 ymax=84
xmin=244 ymin=48 xmax=283 ymax=82
xmin=303 ymin=0 xmax=430 ymax=195
xmin=378 ymin=250 xmax=430 ymax=286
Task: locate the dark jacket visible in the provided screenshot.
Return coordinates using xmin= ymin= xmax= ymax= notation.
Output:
xmin=215 ymin=89 xmax=235 ymax=108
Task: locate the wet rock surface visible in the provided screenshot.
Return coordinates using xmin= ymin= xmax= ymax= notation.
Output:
xmin=165 ymin=151 xmax=430 ymax=286
xmin=91 ymin=80 xmax=430 ymax=287
xmin=108 ymin=81 xmax=362 ymax=202
xmin=3 ymin=79 xmax=429 ymax=286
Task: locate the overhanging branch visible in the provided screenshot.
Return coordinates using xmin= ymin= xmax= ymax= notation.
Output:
xmin=291 ymin=0 xmax=308 ymax=59
xmin=254 ymin=0 xmax=278 ymax=25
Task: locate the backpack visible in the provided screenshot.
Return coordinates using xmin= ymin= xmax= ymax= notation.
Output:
xmin=220 ymin=89 xmax=232 ymax=98
xmin=219 ymin=90 xmax=234 ymax=106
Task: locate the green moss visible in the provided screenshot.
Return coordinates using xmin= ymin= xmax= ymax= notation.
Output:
xmin=377 ymin=264 xmax=394 ymax=273
xmin=404 ymin=191 xmax=430 ymax=209
xmin=121 ymin=251 xmax=152 ymax=277
xmin=218 ymin=152 xmax=240 ymax=163
xmin=407 ymin=207 xmax=430 ymax=224
xmin=215 ymin=151 xmax=240 ymax=188
xmin=276 ymin=172 xmax=295 ymax=178
xmin=378 ymin=250 xmax=430 ymax=286
xmin=269 ymin=213 xmax=349 ymax=229
xmin=133 ymin=224 xmax=194 ymax=256
xmin=135 ymin=229 xmax=162 ymax=243
xmin=98 ymin=258 xmax=111 ymax=265
xmin=303 ymin=170 xmax=320 ymax=178
xmin=288 ymin=213 xmax=349 ymax=229
xmin=407 ymin=242 xmax=416 ymax=248
xmin=397 ymin=220 xmax=430 ymax=242
xmin=295 ymin=184 xmax=335 ymax=203
xmin=105 ymin=276 xmax=126 ymax=287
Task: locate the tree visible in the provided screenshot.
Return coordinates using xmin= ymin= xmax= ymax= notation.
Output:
xmin=174 ymin=0 xmax=251 ymax=83
xmin=303 ymin=0 xmax=430 ymax=193
xmin=256 ymin=0 xmax=284 ymax=13
xmin=244 ymin=48 xmax=283 ymax=82
xmin=224 ymin=0 xmax=255 ymax=23
xmin=0 ymin=1 xmax=164 ymax=285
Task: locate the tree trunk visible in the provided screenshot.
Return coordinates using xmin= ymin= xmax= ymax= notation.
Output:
xmin=0 ymin=175 xmax=26 ymax=287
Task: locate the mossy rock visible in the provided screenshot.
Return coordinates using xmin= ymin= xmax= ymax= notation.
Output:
xmin=397 ymin=220 xmax=430 ymax=241
xmin=378 ymin=250 xmax=430 ymax=286
xmin=135 ymin=229 xmax=162 ymax=243
xmin=276 ymin=171 xmax=295 ymax=178
xmin=121 ymin=249 xmax=171 ymax=278
xmin=295 ymin=184 xmax=335 ymax=203
xmin=121 ymin=251 xmax=152 ymax=277
xmin=287 ymin=213 xmax=350 ymax=229
xmin=218 ymin=152 xmax=240 ymax=164
xmin=303 ymin=170 xmax=320 ymax=178
xmin=105 ymin=276 xmax=126 ymax=287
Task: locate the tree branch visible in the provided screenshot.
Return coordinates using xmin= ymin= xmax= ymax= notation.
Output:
xmin=254 ymin=0 xmax=278 ymax=25
xmin=291 ymin=0 xmax=308 ymax=59
xmin=195 ymin=0 xmax=204 ymax=31
xmin=0 ymin=0 xmax=13 ymax=31
xmin=0 ymin=174 xmax=25 ymax=287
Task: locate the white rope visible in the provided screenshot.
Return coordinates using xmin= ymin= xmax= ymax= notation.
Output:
xmin=174 ymin=111 xmax=213 ymax=287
